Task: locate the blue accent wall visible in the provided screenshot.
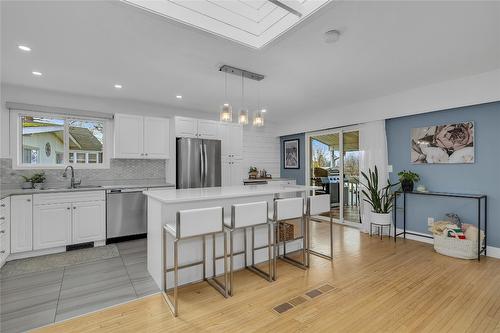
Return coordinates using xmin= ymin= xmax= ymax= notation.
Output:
xmin=386 ymin=101 xmax=499 ymax=248
xmin=280 ymin=133 xmax=306 ymax=185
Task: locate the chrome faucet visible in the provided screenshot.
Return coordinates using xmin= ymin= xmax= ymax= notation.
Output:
xmin=62 ymin=165 xmax=81 ymax=188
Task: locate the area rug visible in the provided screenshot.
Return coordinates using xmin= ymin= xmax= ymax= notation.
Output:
xmin=0 ymin=244 xmax=119 ymax=278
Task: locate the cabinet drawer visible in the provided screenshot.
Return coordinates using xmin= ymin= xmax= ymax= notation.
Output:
xmin=34 ymin=191 xmax=105 ymax=205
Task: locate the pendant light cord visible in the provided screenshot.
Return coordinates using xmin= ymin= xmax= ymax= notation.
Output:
xmin=241 ymin=72 xmax=244 ymax=108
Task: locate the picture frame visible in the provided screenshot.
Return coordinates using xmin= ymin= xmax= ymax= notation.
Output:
xmin=283 ymin=139 xmax=300 ymax=169
xmin=411 ymin=121 xmax=474 ymax=164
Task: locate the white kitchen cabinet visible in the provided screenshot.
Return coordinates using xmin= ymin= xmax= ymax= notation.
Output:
xmin=115 ymin=114 xmax=170 ymax=159
xmin=0 ymin=197 xmax=11 ymax=267
xmin=10 ymin=195 xmax=33 ymax=253
xmin=33 ymin=203 xmax=71 ymax=250
xmin=175 ymin=117 xmax=219 ymax=139
xmin=114 ymin=114 xmax=144 ymax=158
xmin=143 ymin=116 xmax=170 ymax=159
xmin=218 ymin=122 xmax=243 ymax=159
xmin=72 ymin=200 xmax=105 ymax=243
xmin=222 ymin=159 xmax=243 ymax=186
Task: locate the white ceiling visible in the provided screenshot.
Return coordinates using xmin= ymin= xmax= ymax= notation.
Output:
xmin=122 ymin=0 xmax=330 ymax=48
xmin=1 ymin=1 xmax=499 ymax=126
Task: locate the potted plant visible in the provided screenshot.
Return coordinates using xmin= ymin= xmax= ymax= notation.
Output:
xmin=20 ymin=175 xmax=33 ymax=189
xmin=360 ymin=166 xmax=398 ymax=226
xmin=248 ymin=166 xmax=258 ymax=179
xmin=30 ymin=172 xmax=46 ymax=190
xmin=397 ymin=170 xmax=420 ymax=192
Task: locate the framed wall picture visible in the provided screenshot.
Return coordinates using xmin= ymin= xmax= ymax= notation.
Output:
xmin=411 ymin=121 xmax=474 ymax=164
xmin=283 ymin=139 xmax=300 ymax=169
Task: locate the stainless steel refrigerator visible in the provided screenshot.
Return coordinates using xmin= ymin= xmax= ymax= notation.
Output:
xmin=176 ymin=137 xmax=221 ymax=189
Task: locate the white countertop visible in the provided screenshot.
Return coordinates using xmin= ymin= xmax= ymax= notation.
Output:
xmin=143 ymin=185 xmax=313 ymax=204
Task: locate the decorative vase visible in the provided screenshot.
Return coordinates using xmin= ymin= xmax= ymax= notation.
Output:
xmin=371 ymin=212 xmax=392 ymax=226
xmin=401 ymin=180 xmax=414 ymax=192
xmin=21 ymin=181 xmax=32 ymax=189
xmin=33 ymin=183 xmax=44 ymax=190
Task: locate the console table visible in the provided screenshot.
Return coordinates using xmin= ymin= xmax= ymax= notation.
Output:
xmin=393 ymin=191 xmax=487 ymax=261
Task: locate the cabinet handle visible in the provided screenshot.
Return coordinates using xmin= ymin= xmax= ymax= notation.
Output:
xmin=27 ymin=199 xmax=31 ymax=202
xmin=67 ymin=207 xmax=71 ymax=210
xmin=145 ymin=153 xmax=148 ymax=156
xmin=0 ymin=250 xmax=5 ymax=254
xmin=0 ymin=230 xmax=5 ymax=234
xmin=0 ymin=204 xmax=5 ymax=207
xmin=0 ymin=217 xmax=4 ymax=220
xmin=73 ymin=207 xmax=77 ymax=209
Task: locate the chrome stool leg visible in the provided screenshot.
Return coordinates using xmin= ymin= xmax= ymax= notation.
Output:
xmin=162 ymin=228 xmax=179 ymax=317
xmin=247 ymin=224 xmax=274 ymax=282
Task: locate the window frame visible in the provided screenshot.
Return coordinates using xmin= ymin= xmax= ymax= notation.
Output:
xmin=12 ymin=110 xmax=110 ymax=170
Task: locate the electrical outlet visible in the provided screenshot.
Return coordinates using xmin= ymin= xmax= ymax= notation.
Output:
xmin=427 ymin=217 xmax=435 ymax=226
xmin=388 ymin=165 xmax=393 ymax=173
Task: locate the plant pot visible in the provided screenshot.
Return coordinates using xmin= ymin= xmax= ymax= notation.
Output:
xmin=371 ymin=212 xmax=392 ymax=226
xmin=401 ymin=179 xmax=414 ymax=192
xmin=21 ymin=181 xmax=33 ymax=189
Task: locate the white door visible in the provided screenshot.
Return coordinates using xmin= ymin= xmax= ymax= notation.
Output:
xmin=114 ymin=114 xmax=144 ymax=158
xmin=144 ymin=116 xmax=170 ymax=159
xmin=10 ymin=195 xmax=33 ymax=253
xmin=175 ymin=117 xmax=198 ymax=138
xmin=33 ymin=203 xmax=71 ymax=250
xmin=230 ymin=124 xmax=243 ymax=159
xmin=230 ymin=160 xmax=243 ymax=186
xmin=197 ymin=120 xmax=218 ymax=139
xmin=72 ymin=201 xmax=105 ymax=243
xmin=222 ymin=160 xmax=232 ymax=186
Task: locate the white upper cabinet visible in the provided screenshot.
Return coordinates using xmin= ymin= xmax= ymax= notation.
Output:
xmin=114 ymin=114 xmax=144 ymax=158
xmin=10 ymin=195 xmax=33 ymax=253
xmin=175 ymin=117 xmax=219 ymax=139
xmin=143 ymin=116 xmax=170 ymax=159
xmin=218 ymin=122 xmax=243 ymax=160
xmin=114 ymin=114 xmax=170 ymax=159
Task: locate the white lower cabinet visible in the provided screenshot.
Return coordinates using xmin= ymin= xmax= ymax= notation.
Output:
xmin=33 ymin=203 xmax=72 ymax=250
xmin=222 ymin=159 xmax=243 ymax=186
xmin=72 ymin=200 xmax=105 ymax=243
xmin=10 ymin=195 xmax=33 ymax=253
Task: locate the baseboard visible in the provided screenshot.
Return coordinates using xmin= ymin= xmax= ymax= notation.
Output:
xmin=395 ymin=228 xmax=500 ymax=259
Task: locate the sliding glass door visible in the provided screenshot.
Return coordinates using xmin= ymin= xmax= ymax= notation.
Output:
xmin=307 ymin=128 xmax=361 ymax=225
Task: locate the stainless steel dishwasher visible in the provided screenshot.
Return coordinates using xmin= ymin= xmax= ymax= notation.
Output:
xmin=106 ymin=188 xmax=147 ymax=243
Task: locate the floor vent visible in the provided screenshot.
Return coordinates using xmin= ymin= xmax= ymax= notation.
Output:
xmin=273 ymin=283 xmax=336 ymax=314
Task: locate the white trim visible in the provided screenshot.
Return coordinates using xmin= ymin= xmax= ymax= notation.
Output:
xmin=6 ymin=102 xmax=114 ymax=120
xmin=395 ymin=228 xmax=500 ymax=259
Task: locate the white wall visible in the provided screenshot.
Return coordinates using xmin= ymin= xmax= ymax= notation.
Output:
xmin=242 ymin=124 xmax=280 ymax=178
xmin=277 ymin=68 xmax=500 ymax=136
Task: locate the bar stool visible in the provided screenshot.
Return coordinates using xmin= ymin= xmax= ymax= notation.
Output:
xmin=224 ymin=201 xmax=273 ymax=296
xmin=306 ymin=194 xmax=333 ymax=265
xmin=271 ymin=197 xmax=308 ymax=279
xmin=162 ymin=206 xmax=229 ymax=317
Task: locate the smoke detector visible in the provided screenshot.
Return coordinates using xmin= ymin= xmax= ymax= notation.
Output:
xmin=323 ymin=30 xmax=341 ymax=43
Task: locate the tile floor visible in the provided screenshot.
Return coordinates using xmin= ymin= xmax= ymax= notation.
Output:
xmin=0 ymin=239 xmax=159 ymax=333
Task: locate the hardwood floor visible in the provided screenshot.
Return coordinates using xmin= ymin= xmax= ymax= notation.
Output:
xmin=34 ymin=223 xmax=500 ymax=333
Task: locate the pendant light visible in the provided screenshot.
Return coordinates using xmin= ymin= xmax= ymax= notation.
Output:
xmin=238 ymin=72 xmax=249 ymax=125
xmin=220 ymin=72 xmax=232 ymax=122
xmin=253 ymin=81 xmax=265 ymax=127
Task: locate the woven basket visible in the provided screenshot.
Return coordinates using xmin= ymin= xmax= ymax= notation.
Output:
xmin=433 ymin=230 xmax=484 ymax=260
xmin=279 ymin=222 xmax=295 ymax=242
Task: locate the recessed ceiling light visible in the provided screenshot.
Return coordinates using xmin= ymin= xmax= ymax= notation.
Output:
xmin=176 ymin=95 xmax=182 ymax=99
xmin=261 ymin=109 xmax=267 ymax=113
xmin=323 ymin=30 xmax=341 ymax=43
xmin=18 ymin=45 xmax=31 ymax=52
xmin=32 ymin=71 xmax=42 ymax=76
xmin=114 ymin=84 xmax=123 ymax=89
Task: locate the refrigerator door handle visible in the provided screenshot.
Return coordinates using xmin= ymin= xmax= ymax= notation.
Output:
xmin=200 ymin=143 xmax=204 ymax=186
xmin=203 ymin=143 xmax=208 ymax=187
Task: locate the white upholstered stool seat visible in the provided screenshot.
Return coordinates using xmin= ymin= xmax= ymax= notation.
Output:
xmin=224 ymin=201 xmax=274 ymax=295
xmin=162 ymin=206 xmax=229 ymax=317
xmin=306 ymin=194 xmax=334 ymax=263
xmin=270 ymin=197 xmax=308 ymax=278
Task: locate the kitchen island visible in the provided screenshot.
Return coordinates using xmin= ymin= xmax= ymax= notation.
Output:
xmin=143 ymin=185 xmax=312 ymax=289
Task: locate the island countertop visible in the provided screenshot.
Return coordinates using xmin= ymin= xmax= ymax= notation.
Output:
xmin=143 ymin=184 xmax=314 ymax=204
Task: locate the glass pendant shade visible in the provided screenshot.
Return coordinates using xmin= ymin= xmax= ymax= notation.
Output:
xmin=253 ymin=110 xmax=264 ymax=127
xmin=220 ymin=103 xmax=233 ymax=122
xmin=238 ymin=109 xmax=249 ymax=125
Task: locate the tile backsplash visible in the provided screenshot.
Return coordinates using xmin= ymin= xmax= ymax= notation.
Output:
xmin=0 ymin=158 xmax=166 ymax=189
